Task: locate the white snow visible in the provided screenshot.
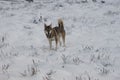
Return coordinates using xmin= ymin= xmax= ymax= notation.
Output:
xmin=0 ymin=0 xmax=120 ymax=80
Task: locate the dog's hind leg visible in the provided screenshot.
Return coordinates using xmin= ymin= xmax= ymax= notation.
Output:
xmin=62 ymin=31 xmax=66 ymax=47
xmin=58 ymin=35 xmax=61 ymax=46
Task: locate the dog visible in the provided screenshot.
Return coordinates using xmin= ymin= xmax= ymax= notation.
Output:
xmin=44 ymin=19 xmax=66 ymax=50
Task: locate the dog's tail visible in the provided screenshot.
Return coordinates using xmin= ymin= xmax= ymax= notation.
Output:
xmin=58 ymin=19 xmax=64 ymax=31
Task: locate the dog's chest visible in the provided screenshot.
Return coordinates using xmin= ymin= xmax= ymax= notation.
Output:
xmin=49 ymin=37 xmax=55 ymax=41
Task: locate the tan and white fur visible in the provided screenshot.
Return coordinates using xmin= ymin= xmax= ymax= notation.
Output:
xmin=44 ymin=19 xmax=66 ymax=50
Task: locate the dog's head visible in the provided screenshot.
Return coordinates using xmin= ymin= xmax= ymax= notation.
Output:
xmin=44 ymin=23 xmax=52 ymax=38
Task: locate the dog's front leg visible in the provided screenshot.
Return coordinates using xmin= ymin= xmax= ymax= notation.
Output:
xmin=49 ymin=39 xmax=52 ymax=50
xmin=55 ymin=38 xmax=58 ymax=51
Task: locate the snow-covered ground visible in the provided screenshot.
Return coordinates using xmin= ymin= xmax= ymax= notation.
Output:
xmin=0 ymin=0 xmax=120 ymax=80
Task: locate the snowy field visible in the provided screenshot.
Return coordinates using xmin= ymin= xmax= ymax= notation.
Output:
xmin=0 ymin=0 xmax=120 ymax=80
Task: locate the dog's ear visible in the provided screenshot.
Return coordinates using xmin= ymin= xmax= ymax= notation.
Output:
xmin=49 ymin=23 xmax=52 ymax=27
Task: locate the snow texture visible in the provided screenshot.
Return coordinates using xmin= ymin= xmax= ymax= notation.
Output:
xmin=0 ymin=0 xmax=120 ymax=80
